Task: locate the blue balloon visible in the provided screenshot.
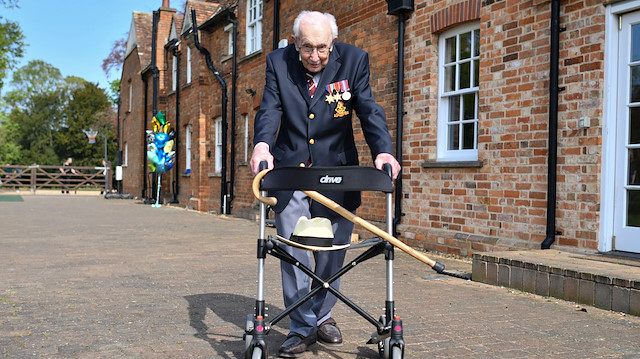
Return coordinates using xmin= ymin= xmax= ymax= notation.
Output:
xmin=155 ymin=133 xmax=169 ymax=148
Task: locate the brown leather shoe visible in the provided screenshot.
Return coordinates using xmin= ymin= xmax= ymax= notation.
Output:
xmin=317 ymin=317 xmax=343 ymax=346
xmin=277 ymin=333 xmax=316 ymax=358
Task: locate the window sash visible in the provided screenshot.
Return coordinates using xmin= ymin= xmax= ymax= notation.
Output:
xmin=437 ymin=23 xmax=480 ymax=161
xmin=186 ymin=47 xmax=191 ymax=84
xmin=215 ymin=118 xmax=222 ymax=173
xmin=246 ymin=0 xmax=262 ymax=54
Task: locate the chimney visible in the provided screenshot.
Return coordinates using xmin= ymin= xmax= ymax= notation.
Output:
xmin=162 ymin=0 xmax=170 ymax=7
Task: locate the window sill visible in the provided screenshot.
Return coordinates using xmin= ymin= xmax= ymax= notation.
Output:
xmin=421 ymin=161 xmax=483 ymax=168
xmin=181 ymin=172 xmax=191 ymax=177
xmin=208 ymin=172 xmax=221 ymax=178
xmin=181 ymin=82 xmax=192 ymax=90
xmin=240 ymin=50 xmax=262 ymax=63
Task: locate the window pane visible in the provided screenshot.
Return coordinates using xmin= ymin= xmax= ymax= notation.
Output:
xmin=460 ymin=31 xmax=471 ymax=59
xmin=633 ymin=24 xmax=640 ymax=62
xmin=627 ymin=190 xmax=640 ymax=227
xmin=445 ymin=36 xmax=456 ymax=63
xmin=629 ymin=149 xmax=640 ymax=185
xmin=459 ymin=61 xmax=470 ymax=89
xmin=462 ymin=122 xmax=475 ymax=149
xmin=463 ymin=93 xmax=475 ymax=120
xmin=448 ymin=95 xmax=460 ymax=123
xmin=631 ymin=107 xmax=640 ymax=144
xmin=445 ymin=65 xmax=456 ymax=92
xmin=474 ymin=59 xmax=479 ymax=87
xmin=448 ymin=124 xmax=459 ymax=150
xmin=474 ymin=29 xmax=480 ymax=57
xmin=631 ymin=65 xmax=640 ymax=103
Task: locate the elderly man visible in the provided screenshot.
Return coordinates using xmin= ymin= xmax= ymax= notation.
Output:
xmin=251 ymin=10 xmax=401 ymax=357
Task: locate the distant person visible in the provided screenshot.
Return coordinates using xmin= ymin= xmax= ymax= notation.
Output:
xmin=59 ymin=157 xmax=76 ymax=194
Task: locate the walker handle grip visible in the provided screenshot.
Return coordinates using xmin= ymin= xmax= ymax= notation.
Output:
xmin=253 ymin=162 xmax=277 ymax=206
xmin=382 ymin=163 xmax=392 ymax=178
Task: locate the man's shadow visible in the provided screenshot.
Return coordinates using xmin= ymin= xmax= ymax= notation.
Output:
xmin=185 ymin=292 xmax=380 ymax=358
xmin=184 ymin=293 xmax=287 ymax=358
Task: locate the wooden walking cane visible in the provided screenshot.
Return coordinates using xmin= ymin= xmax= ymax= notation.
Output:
xmin=252 ymin=169 xmax=445 ymax=272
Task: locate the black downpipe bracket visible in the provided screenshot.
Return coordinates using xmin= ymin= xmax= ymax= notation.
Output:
xmin=170 ymin=41 xmax=181 ymax=203
xmin=228 ymin=10 xmax=238 ymax=210
xmin=191 ymin=8 xmax=230 ymax=215
xmin=542 ymin=0 xmax=561 ymax=249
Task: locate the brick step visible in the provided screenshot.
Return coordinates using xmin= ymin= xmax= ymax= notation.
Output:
xmin=472 ymin=250 xmax=640 ymax=316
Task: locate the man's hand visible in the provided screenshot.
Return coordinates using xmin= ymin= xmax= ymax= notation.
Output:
xmin=374 ymin=153 xmax=401 ymax=180
xmin=250 ymin=142 xmax=274 ymax=176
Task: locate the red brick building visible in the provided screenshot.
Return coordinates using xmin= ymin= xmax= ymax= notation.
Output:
xmin=119 ymin=0 xmax=640 ymax=257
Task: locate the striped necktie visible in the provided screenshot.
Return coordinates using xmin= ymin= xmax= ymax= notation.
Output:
xmin=306 ymin=72 xmax=316 ymax=97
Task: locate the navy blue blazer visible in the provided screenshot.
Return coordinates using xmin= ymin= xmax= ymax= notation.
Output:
xmin=254 ymin=42 xmax=395 ymax=213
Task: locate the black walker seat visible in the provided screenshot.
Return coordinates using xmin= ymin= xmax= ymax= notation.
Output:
xmin=245 ymin=165 xmax=406 ymax=359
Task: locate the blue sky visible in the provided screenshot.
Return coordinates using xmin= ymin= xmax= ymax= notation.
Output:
xmin=4 ymin=0 xmax=170 ymax=91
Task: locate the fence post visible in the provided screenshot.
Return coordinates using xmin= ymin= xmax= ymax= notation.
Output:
xmin=30 ymin=165 xmax=37 ymax=193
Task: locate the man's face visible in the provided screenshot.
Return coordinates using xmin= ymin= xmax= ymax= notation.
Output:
xmin=296 ymin=20 xmax=333 ymax=74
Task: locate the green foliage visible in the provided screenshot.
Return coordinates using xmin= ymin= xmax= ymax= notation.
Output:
xmin=0 ymin=15 xmax=25 ymax=92
xmin=0 ymin=60 xmax=116 ymax=167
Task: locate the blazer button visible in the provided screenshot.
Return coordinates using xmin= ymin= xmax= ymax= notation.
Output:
xmin=299 ymin=163 xmax=306 ymax=167
xmin=309 ymin=113 xmax=315 ymax=119
xmin=309 ymin=139 xmax=315 ymax=145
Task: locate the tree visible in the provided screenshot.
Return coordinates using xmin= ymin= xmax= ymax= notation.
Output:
xmin=1 ymin=61 xmax=65 ymax=164
xmin=102 ymin=37 xmax=126 ymax=80
xmin=55 ymin=81 xmax=116 ymax=167
xmin=0 ymin=60 xmax=116 ymax=166
xmin=0 ymin=14 xmax=26 ymax=92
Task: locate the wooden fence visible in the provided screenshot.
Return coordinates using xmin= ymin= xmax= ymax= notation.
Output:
xmin=0 ymin=164 xmax=109 ymax=194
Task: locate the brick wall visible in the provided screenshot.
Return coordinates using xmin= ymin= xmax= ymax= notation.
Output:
xmin=397 ymin=0 xmax=604 ymax=255
xmin=123 ymin=0 xmax=608 ymax=256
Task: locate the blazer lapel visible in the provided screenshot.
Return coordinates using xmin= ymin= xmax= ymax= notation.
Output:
xmin=311 ymin=45 xmax=342 ymax=108
xmin=286 ymin=45 xmax=312 ymax=105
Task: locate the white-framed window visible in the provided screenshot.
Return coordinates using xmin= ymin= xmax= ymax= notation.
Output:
xmin=243 ymin=114 xmax=249 ymax=163
xmin=171 ymin=54 xmax=177 ymax=92
xmin=186 ymin=46 xmax=192 ymax=84
xmin=214 ymin=117 xmax=222 ymax=173
xmin=123 ymin=141 xmax=129 ymax=167
xmin=437 ymin=23 xmax=480 ymax=161
xmin=128 ymin=82 xmax=132 ymax=112
xmin=225 ymin=23 xmax=234 ymax=56
xmin=246 ymin=0 xmax=262 ymax=55
xmin=185 ymin=124 xmax=192 ymax=173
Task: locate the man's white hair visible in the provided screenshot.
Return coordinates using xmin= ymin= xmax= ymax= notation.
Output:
xmin=293 ymin=11 xmax=338 ymax=40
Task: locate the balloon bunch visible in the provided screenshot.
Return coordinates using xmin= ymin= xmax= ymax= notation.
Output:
xmin=146 ymin=111 xmax=176 ymax=173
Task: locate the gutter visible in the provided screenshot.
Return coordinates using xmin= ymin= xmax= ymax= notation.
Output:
xmin=191 ymin=8 xmax=230 ymax=215
xmin=542 ymin=0 xmax=562 ymax=249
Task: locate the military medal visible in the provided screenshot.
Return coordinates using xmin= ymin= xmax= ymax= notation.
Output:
xmin=342 ymin=91 xmax=351 ymax=101
xmin=334 ymin=101 xmax=349 ymax=118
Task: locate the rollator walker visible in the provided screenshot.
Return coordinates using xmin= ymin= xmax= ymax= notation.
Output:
xmin=245 ymin=163 xmax=444 ymax=359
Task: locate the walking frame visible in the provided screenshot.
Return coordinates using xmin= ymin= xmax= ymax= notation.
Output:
xmin=245 ymin=163 xmax=444 ymax=359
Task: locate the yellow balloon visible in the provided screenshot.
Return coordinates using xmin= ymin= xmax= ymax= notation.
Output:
xmin=163 ymin=122 xmax=171 ymax=134
xmin=164 ymin=140 xmax=174 ymax=153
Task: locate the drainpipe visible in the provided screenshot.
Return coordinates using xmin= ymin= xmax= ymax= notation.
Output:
xmin=191 ymin=8 xmax=229 ymax=215
xmin=387 ymin=3 xmax=411 ymax=236
xmin=170 ymin=41 xmax=181 ymax=203
xmin=542 ymin=0 xmax=562 ymax=249
xmin=272 ymin=0 xmax=280 ymax=50
xmin=227 ymin=10 xmax=238 ymax=210
xmin=150 ymin=10 xmax=160 ymax=203
xmin=142 ymin=78 xmax=149 ymax=200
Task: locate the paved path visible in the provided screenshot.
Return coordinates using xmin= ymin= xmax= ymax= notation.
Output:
xmin=1 ymin=195 xmax=640 ymax=358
